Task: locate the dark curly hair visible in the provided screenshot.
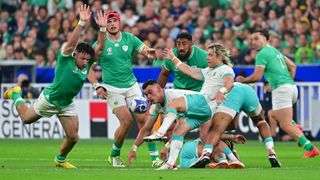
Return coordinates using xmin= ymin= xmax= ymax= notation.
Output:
xmin=75 ymin=42 xmax=95 ymax=58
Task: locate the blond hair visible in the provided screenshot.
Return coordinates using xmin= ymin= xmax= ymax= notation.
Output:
xmin=207 ymin=43 xmax=233 ymax=67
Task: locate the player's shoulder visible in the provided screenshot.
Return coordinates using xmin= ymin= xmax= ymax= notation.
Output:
xmin=121 ymin=32 xmax=135 ymax=39
xmin=194 ymin=45 xmax=207 ymax=54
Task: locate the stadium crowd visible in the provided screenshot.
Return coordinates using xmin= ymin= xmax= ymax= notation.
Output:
xmin=0 ymin=0 xmax=320 ymax=67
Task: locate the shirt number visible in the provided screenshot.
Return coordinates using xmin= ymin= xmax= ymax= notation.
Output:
xmin=277 ymin=54 xmax=287 ymax=69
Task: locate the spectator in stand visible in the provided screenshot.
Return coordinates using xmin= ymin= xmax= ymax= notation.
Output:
xmin=295 ymin=34 xmax=314 ymax=64
xmin=46 ymin=49 xmax=56 ymax=67
xmin=34 ymin=50 xmax=46 ymax=67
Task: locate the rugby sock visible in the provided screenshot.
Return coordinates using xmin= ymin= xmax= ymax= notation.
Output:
xmin=55 ymin=154 xmax=66 ymax=163
xmin=12 ymin=93 xmax=25 ymax=107
xmin=298 ymin=136 xmax=314 ymax=152
xmin=147 ymin=142 xmax=159 ymax=161
xmin=157 ymin=108 xmax=177 ymax=135
xmin=223 ymin=147 xmax=238 ymax=162
xmin=167 ymin=136 xmax=183 ymax=165
xmin=203 ymin=144 xmax=213 ymax=154
xmin=263 ymin=137 xmax=275 ymax=154
xmin=111 ymin=142 xmax=122 ymax=157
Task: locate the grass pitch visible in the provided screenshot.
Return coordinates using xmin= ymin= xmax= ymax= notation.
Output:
xmin=0 ymin=139 xmax=319 ymax=180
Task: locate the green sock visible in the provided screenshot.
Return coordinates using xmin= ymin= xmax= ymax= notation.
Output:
xmin=147 ymin=142 xmax=159 ymax=161
xmin=111 ymin=142 xmax=122 ymax=157
xmin=291 ymin=120 xmax=297 ymax=125
xmin=12 ymin=92 xmax=25 ymax=107
xmin=55 ymin=154 xmax=66 ymax=163
xmin=298 ymin=136 xmax=314 ymax=151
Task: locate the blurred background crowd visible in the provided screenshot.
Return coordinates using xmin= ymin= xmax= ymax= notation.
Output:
xmin=0 ymin=0 xmax=320 ymax=67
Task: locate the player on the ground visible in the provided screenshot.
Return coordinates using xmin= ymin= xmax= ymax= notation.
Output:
xmin=156 ymin=43 xmax=280 ymax=168
xmin=87 ymin=10 xmax=162 ymax=167
xmin=180 ymin=134 xmax=246 ymax=169
xmin=3 ymin=4 xmax=107 ymax=168
xmin=236 ymin=29 xmax=319 ymax=158
xmin=129 ymin=80 xmax=243 ymax=170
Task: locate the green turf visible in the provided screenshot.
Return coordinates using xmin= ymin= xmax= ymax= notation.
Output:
xmin=0 ymin=139 xmax=319 ymax=180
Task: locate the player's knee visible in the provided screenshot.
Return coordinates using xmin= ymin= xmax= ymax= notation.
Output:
xmin=67 ymin=134 xmax=78 ymax=143
xmin=120 ymin=119 xmax=132 ymax=128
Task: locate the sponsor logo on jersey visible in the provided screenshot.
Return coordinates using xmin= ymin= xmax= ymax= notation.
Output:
xmin=107 ymin=47 xmax=112 ymax=55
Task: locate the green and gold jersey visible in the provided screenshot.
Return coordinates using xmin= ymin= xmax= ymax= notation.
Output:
xmin=255 ymin=45 xmax=294 ymax=90
xmin=43 ymin=53 xmax=94 ymax=108
xmin=95 ymin=32 xmax=144 ymax=88
xmin=163 ymin=45 xmax=208 ymax=92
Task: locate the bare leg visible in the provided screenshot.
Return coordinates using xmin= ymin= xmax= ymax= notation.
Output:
xmin=58 ymin=116 xmax=79 ymax=157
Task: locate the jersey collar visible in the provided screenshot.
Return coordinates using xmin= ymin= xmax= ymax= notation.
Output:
xmin=107 ymin=32 xmax=122 ymax=43
xmin=186 ymin=46 xmax=195 ymax=61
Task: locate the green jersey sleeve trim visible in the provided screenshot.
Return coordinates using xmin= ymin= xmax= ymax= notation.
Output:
xmin=137 ymin=44 xmax=145 ymax=53
xmin=222 ymin=73 xmax=234 ymax=77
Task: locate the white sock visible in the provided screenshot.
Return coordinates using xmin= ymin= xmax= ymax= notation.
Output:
xmin=167 ymin=140 xmax=183 ymax=165
xmin=157 ymin=111 xmax=177 ymax=134
xmin=263 ymin=137 xmax=275 ymax=154
xmin=223 ymin=147 xmax=238 ymax=162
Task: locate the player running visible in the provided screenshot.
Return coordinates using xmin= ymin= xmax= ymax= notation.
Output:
xmin=236 ymin=29 xmax=318 ymax=158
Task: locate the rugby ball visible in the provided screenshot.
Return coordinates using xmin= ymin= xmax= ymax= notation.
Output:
xmin=129 ymin=97 xmax=148 ymax=113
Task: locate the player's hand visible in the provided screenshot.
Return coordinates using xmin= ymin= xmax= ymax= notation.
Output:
xmin=126 ymin=150 xmax=137 ymax=166
xmin=78 ymin=4 xmax=91 ymax=22
xmin=96 ymin=87 xmax=107 ymax=99
xmin=215 ymin=91 xmax=225 ymax=105
xmin=160 ymin=147 xmax=168 ymax=161
xmin=233 ymin=134 xmax=247 ymax=144
xmin=162 ymin=48 xmax=175 ymax=60
xmin=95 ymin=10 xmax=107 ymax=27
xmin=235 ymin=75 xmax=245 ymax=82
xmin=147 ymin=48 xmax=157 ymax=59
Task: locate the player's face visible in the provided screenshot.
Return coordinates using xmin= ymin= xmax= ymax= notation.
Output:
xmin=143 ymin=84 xmax=163 ymax=104
xmin=206 ymin=49 xmax=221 ymax=68
xmin=176 ymin=38 xmax=192 ymax=60
xmin=107 ymin=18 xmax=120 ymax=35
xmin=74 ymin=52 xmax=91 ymax=69
xmin=250 ymin=33 xmax=267 ymax=50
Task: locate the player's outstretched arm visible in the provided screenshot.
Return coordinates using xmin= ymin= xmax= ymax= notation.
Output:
xmin=127 ymin=116 xmax=157 ymax=166
xmin=62 ymin=4 xmax=91 ymax=55
xmin=163 ymin=48 xmax=202 ymax=80
xmin=157 ymin=67 xmax=171 ymax=88
xmin=285 ymin=57 xmax=297 ymax=79
xmin=236 ymin=66 xmax=264 ymax=83
xmin=93 ymin=10 xmax=107 ymax=61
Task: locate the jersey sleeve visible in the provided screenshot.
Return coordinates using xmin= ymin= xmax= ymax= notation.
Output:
xmin=149 ymin=104 xmax=159 ymax=118
xmin=221 ymin=66 xmax=235 ymax=78
xmin=130 ymin=33 xmax=144 ymax=53
xmin=255 ymin=51 xmax=268 ymax=67
xmin=163 ymin=60 xmax=174 ymax=71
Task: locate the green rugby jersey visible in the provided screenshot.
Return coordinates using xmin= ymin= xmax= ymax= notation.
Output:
xmin=255 ymin=45 xmax=294 ymax=90
xmin=163 ymin=45 xmax=208 ymax=91
xmin=95 ymin=32 xmax=144 ymax=88
xmin=43 ymin=53 xmax=94 ymax=108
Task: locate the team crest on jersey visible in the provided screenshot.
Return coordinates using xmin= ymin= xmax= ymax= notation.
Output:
xmin=212 ymin=72 xmax=217 ymax=77
xmin=122 ymin=45 xmax=128 ymax=52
